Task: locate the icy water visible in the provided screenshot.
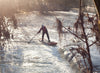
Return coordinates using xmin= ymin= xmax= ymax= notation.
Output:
xmin=0 ymin=11 xmax=77 ymax=73
xmin=0 ymin=42 xmax=75 ymax=73
xmin=0 ymin=11 xmax=100 ymax=73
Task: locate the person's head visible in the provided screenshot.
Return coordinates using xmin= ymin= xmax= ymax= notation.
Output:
xmin=42 ymin=24 xmax=44 ymax=27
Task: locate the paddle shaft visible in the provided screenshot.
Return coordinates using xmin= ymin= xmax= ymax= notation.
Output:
xmin=28 ymin=33 xmax=38 ymax=43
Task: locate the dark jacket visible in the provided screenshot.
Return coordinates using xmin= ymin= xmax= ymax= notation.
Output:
xmin=38 ymin=26 xmax=48 ymax=33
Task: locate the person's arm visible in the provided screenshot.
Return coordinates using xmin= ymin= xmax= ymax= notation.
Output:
xmin=37 ymin=27 xmax=42 ymax=34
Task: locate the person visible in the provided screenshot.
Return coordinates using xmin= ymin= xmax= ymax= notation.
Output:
xmin=37 ymin=25 xmax=50 ymax=42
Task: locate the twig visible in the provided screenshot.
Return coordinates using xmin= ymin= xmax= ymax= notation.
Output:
xmin=63 ymin=26 xmax=86 ymax=43
xmin=89 ymin=41 xmax=97 ymax=47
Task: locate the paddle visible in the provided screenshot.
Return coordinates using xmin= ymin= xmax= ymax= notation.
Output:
xmin=28 ymin=33 xmax=38 ymax=43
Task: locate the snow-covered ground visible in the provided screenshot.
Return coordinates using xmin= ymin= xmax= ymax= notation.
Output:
xmin=0 ymin=11 xmax=100 ymax=73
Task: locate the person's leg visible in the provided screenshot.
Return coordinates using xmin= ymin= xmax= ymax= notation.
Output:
xmin=46 ymin=32 xmax=50 ymax=42
xmin=42 ymin=32 xmax=45 ymax=42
